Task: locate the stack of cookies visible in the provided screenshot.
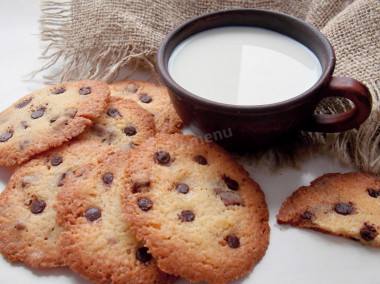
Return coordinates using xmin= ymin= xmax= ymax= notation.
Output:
xmin=0 ymin=80 xmax=271 ymax=283
xmin=1 ymin=79 xmax=378 ymax=283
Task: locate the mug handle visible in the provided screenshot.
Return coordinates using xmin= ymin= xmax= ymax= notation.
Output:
xmin=302 ymin=77 xmax=372 ymax=132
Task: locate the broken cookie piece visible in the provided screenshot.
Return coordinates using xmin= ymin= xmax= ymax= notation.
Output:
xmin=277 ymin=172 xmax=380 ymax=247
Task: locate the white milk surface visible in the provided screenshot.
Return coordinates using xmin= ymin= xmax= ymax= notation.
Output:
xmin=168 ymin=26 xmax=322 ymax=105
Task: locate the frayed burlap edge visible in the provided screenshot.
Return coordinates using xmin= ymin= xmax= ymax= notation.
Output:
xmin=34 ymin=1 xmax=157 ymax=83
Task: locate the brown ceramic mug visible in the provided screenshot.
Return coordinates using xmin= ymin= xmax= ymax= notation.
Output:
xmin=156 ymin=9 xmax=372 ymax=150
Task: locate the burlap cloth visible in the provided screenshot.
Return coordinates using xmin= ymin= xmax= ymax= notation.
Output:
xmin=38 ymin=0 xmax=380 ymax=175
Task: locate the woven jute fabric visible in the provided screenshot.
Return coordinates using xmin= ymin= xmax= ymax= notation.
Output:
xmin=38 ymin=0 xmax=380 ymax=174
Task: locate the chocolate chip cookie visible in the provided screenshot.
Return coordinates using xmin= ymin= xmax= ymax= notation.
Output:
xmin=55 ymin=151 xmax=175 ymax=284
xmin=0 ymin=80 xmax=110 ymax=166
xmin=277 ymin=172 xmax=380 ymax=247
xmin=78 ymin=96 xmax=155 ymax=151
xmin=122 ymin=134 xmax=270 ymax=284
xmin=0 ymin=139 xmax=112 ymax=268
xmin=108 ymin=80 xmax=183 ymax=134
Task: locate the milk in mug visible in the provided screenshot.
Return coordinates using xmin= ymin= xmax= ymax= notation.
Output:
xmin=168 ymin=26 xmax=322 ymax=105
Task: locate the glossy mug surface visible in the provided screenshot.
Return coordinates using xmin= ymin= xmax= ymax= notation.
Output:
xmin=156 ymin=9 xmax=372 ymax=150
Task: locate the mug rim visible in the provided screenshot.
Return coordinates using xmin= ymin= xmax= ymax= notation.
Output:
xmin=156 ymin=8 xmax=335 ymax=114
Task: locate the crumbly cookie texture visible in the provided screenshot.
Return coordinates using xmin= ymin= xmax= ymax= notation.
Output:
xmin=277 ymin=172 xmax=380 ymax=247
xmin=0 ymin=80 xmax=110 ymax=166
xmin=0 ymin=139 xmax=112 ymax=268
xmin=108 ymin=80 xmax=183 ymax=134
xmin=122 ymin=134 xmax=270 ymax=284
xmin=78 ymin=96 xmax=155 ymax=151
xmin=55 ymin=151 xmax=176 ymax=284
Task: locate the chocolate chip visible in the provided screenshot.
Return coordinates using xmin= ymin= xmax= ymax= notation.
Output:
xmin=138 ymin=198 xmax=153 ymax=211
xmin=154 ymin=151 xmax=170 ymax=165
xmin=136 ymin=247 xmax=152 ymax=263
xmin=223 ymin=175 xmax=239 ymax=190
xmin=217 ymin=191 xmax=242 ymax=206
xmin=52 ymin=87 xmax=66 ymax=95
xmin=79 ymin=87 xmax=91 ymax=95
xmin=85 ymin=207 xmax=101 ymax=221
xmin=368 ymin=188 xmax=380 ymax=198
xmin=0 ymin=131 xmax=12 ymax=142
xmin=57 ymin=172 xmax=66 ymax=187
xmin=16 ymin=98 xmax=32 ymax=108
xmin=176 ymin=183 xmax=189 ymax=194
xmin=30 ymin=199 xmax=46 ymax=214
xmin=50 ymin=117 xmax=58 ymax=123
xmin=124 ymin=125 xmax=137 ymax=136
xmin=14 ymin=222 xmax=26 ymax=230
xmin=194 ymin=155 xmax=207 ymax=165
xmin=334 ymin=202 xmax=355 ymax=215
xmin=31 ymin=107 xmax=45 ymax=119
xmin=107 ymin=108 xmax=121 ymax=118
xmin=51 ymin=156 xmax=63 ymax=166
xmin=139 ymin=93 xmax=152 ymax=103
xmin=226 ymin=234 xmax=240 ymax=248
xmin=360 ymin=223 xmax=378 ymax=241
xmin=103 ymin=173 xmax=114 ymax=184
xmin=179 ymin=210 xmax=194 ymax=222
xmin=301 ymin=211 xmax=313 ymax=220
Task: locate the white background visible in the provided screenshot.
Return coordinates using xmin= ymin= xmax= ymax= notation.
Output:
xmin=0 ymin=1 xmax=378 ymax=284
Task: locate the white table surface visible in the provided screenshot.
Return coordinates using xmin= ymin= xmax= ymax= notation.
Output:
xmin=0 ymin=1 xmax=378 ymax=284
